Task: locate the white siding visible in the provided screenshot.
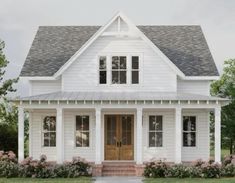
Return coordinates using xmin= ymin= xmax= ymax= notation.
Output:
xmin=62 ymin=36 xmax=177 ymax=92
xmin=182 ymin=110 xmax=210 ymax=162
xmin=142 ymin=109 xmax=210 ymax=162
xmin=177 ymin=79 xmax=211 ymax=96
xmin=143 ymin=109 xmax=175 ymax=162
xmin=30 ymin=79 xmax=61 ymax=95
xmin=63 ymin=110 xmax=96 ymax=162
xmin=30 ymin=110 xmax=57 ymax=161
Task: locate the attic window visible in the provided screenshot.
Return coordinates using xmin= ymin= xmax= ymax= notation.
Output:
xmin=112 ymin=56 xmax=127 ymax=84
xmin=99 ymin=56 xmax=107 ymax=84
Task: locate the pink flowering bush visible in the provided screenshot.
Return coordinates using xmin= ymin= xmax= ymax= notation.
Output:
xmin=0 ymin=150 xmax=91 ymax=178
xmin=143 ymin=160 xmax=169 ymax=177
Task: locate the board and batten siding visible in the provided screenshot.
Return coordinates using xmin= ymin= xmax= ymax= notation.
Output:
xmin=177 ymin=79 xmax=211 ymax=96
xmin=142 ymin=109 xmax=210 ymax=162
xmin=30 ymin=79 xmax=61 ymax=96
xmin=62 ymin=36 xmax=177 ymax=92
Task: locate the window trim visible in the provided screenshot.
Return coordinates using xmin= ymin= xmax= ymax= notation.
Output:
xmin=182 ymin=115 xmax=197 ymax=148
xmin=99 ymin=56 xmax=107 ymax=84
xmin=74 ymin=113 xmax=92 ymax=149
xmin=97 ymin=53 xmax=143 ymax=86
xmin=41 ymin=114 xmax=56 ymax=148
xmin=147 ymin=114 xmax=164 ymax=148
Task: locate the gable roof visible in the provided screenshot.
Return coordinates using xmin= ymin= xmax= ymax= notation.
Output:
xmin=20 ymin=25 xmax=219 ymax=77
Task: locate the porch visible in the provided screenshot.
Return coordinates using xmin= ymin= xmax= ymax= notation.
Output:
xmin=16 ymin=91 xmax=227 ymax=175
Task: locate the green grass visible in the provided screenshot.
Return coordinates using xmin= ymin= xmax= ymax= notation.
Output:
xmin=0 ymin=178 xmax=91 ymax=183
xmin=144 ymin=178 xmax=235 ymax=183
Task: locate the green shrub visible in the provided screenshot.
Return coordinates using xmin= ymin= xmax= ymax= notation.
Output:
xmin=0 ymin=151 xmax=18 ymax=178
xmin=200 ymin=162 xmax=221 ymax=178
xmin=221 ymin=164 xmax=235 ymax=177
xmin=166 ymin=164 xmax=192 ymax=178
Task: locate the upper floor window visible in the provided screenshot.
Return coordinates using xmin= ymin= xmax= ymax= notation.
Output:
xmin=112 ymin=56 xmax=127 ymax=84
xmin=76 ymin=115 xmax=90 ymax=147
xmin=149 ymin=115 xmax=163 ymax=147
xmin=99 ymin=56 xmax=107 ymax=84
xmin=183 ymin=116 xmax=196 ymax=147
xmin=131 ymin=56 xmax=139 ymax=84
xmin=42 ymin=116 xmax=56 ymax=147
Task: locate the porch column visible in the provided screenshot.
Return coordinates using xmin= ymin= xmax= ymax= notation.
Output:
xmin=175 ymin=107 xmax=182 ymax=163
xmin=95 ymin=107 xmax=102 ymax=164
xmin=136 ymin=107 xmax=143 ymax=164
xmin=214 ymin=107 xmax=221 ymax=163
xmin=18 ymin=106 xmax=24 ymax=162
xmin=56 ymin=107 xmax=64 ymax=164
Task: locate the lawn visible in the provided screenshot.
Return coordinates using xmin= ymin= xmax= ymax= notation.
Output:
xmin=145 ymin=178 xmax=235 ymax=183
xmin=0 ymin=178 xmax=91 ymax=183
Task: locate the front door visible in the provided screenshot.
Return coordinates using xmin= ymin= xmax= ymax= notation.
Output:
xmin=105 ymin=115 xmax=134 ymax=160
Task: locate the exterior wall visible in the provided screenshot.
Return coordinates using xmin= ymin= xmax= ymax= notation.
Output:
xmin=29 ymin=108 xmax=210 ymax=163
xmin=30 ymin=110 xmax=57 ymax=161
xmin=142 ymin=109 xmax=210 ymax=162
xmin=63 ymin=110 xmax=96 ymax=162
xmin=62 ymin=36 xmax=177 ymax=92
xmin=30 ymin=79 xmax=61 ymax=95
xmin=177 ymin=79 xmax=211 ymax=96
xmin=181 ymin=109 xmax=210 ymax=162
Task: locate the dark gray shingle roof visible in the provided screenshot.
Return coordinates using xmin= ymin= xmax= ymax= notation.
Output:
xmin=20 ymin=25 xmax=219 ymax=77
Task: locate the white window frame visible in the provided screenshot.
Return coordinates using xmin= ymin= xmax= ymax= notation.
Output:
xmin=74 ymin=114 xmax=91 ymax=148
xmin=111 ymin=56 xmax=128 ymax=84
xmin=99 ymin=56 xmax=107 ymax=84
xmin=148 ymin=115 xmax=163 ymax=148
xmin=131 ymin=56 xmax=140 ymax=84
xmin=41 ymin=115 xmax=56 ymax=148
xmin=182 ymin=115 xmax=197 ymax=147
xmin=96 ymin=52 xmax=143 ymax=86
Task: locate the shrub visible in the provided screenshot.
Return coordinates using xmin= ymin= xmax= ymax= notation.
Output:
xmin=143 ymin=160 xmax=169 ymax=178
xmin=166 ymin=164 xmax=192 ymax=178
xmin=221 ymin=164 xmax=235 ymax=177
xmin=0 ymin=151 xmax=18 ymax=178
xmin=200 ymin=162 xmax=221 ymax=178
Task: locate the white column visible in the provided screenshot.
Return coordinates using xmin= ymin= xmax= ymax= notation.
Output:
xmin=136 ymin=107 xmax=143 ymax=164
xmin=215 ymin=107 xmax=221 ymax=163
xmin=56 ymin=107 xmax=64 ymax=164
xmin=95 ymin=107 xmax=102 ymax=164
xmin=18 ymin=106 xmax=24 ymax=162
xmin=175 ymin=107 xmax=182 ymax=164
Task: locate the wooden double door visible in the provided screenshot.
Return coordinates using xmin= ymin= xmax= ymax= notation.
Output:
xmin=104 ymin=115 xmax=134 ymax=160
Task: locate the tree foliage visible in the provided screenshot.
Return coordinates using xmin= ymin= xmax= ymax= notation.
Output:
xmin=0 ymin=39 xmax=18 ymax=98
xmin=211 ymin=59 xmax=235 ymax=154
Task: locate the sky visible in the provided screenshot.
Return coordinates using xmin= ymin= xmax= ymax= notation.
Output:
xmin=0 ymin=0 xmax=235 ymax=97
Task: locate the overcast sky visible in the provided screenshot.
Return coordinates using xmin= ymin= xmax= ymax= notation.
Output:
xmin=0 ymin=0 xmax=235 ymax=97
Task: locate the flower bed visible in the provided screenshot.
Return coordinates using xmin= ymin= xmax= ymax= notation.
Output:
xmin=144 ymin=156 xmax=235 ymax=178
xmin=0 ymin=151 xmax=91 ymax=178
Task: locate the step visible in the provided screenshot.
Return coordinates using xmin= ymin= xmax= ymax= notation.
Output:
xmin=102 ymin=172 xmax=136 ymax=176
xmin=102 ymin=167 xmax=135 ymax=171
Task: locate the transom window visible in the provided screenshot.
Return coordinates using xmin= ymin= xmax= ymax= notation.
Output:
xmin=75 ymin=115 xmax=90 ymax=147
xmin=183 ymin=116 xmax=196 ymax=147
xmin=112 ymin=56 xmax=127 ymax=84
xmin=149 ymin=115 xmax=163 ymax=147
xmin=99 ymin=56 xmax=107 ymax=84
xmin=131 ymin=56 xmax=139 ymax=84
xmin=42 ymin=116 xmax=56 ymax=147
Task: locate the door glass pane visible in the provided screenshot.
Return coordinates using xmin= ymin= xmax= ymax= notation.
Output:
xmin=121 ymin=116 xmax=132 ymax=145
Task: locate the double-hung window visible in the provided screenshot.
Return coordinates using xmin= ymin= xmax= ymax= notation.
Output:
xmin=42 ymin=116 xmax=56 ymax=147
xmin=75 ymin=115 xmax=90 ymax=147
xmin=183 ymin=116 xmax=196 ymax=147
xmin=131 ymin=56 xmax=139 ymax=84
xmin=99 ymin=56 xmax=107 ymax=84
xmin=112 ymin=56 xmax=127 ymax=84
xmin=149 ymin=115 xmax=163 ymax=147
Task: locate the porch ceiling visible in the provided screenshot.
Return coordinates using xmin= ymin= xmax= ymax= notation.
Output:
xmin=16 ymin=91 xmax=227 ymax=102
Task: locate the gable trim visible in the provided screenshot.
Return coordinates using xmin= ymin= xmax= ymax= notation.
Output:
xmin=53 ymin=11 xmax=185 ymax=78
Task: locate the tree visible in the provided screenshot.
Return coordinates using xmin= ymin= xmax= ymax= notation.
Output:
xmin=211 ymin=59 xmax=235 ymax=154
xmin=0 ymin=39 xmax=18 ymax=98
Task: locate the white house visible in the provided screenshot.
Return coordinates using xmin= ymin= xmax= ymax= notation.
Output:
xmin=16 ymin=12 xmax=228 ymax=176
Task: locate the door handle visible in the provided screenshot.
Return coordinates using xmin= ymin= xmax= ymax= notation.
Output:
xmin=119 ymin=141 xmax=122 ymax=147
xmin=116 ymin=141 xmax=119 ymax=147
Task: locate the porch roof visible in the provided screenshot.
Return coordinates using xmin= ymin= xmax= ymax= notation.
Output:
xmin=17 ymin=91 xmax=228 ymax=102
